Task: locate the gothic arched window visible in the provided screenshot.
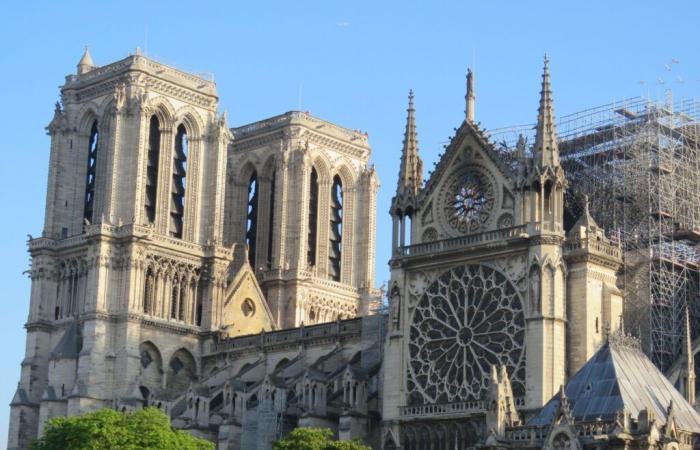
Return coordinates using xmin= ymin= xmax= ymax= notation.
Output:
xmin=170 ymin=125 xmax=188 ymax=239
xmin=267 ymin=171 xmax=276 ymax=268
xmin=195 ymin=279 xmax=204 ymax=326
xmin=170 ymin=283 xmax=178 ymax=319
xmin=178 ymin=278 xmax=186 ymax=322
xmin=143 ymin=268 xmax=155 ymax=314
xmin=329 ymin=175 xmax=343 ymax=282
xmin=307 ymin=168 xmax=319 ymax=267
xmin=83 ymin=120 xmax=99 ymax=223
xmin=144 ymin=116 xmax=161 ymax=223
xmin=246 ymin=172 xmax=259 ymax=268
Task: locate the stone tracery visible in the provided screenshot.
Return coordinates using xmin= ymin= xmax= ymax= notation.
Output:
xmin=441 ymin=168 xmax=495 ymax=234
xmin=407 ymin=264 xmax=525 ymax=405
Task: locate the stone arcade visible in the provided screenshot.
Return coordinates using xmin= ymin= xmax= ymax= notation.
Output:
xmin=9 ymin=50 xmax=700 ymax=450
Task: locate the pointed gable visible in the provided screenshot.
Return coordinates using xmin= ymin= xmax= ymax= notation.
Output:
xmin=529 ymin=334 xmax=700 ymax=433
xmin=221 ymin=262 xmax=275 ymax=337
xmin=412 ymin=118 xmax=518 ymax=241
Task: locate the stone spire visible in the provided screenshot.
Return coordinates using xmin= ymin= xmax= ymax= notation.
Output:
xmin=684 ymin=306 xmax=696 ymax=405
xmin=77 ymin=46 xmax=96 ymax=75
xmin=466 ymin=68 xmax=475 ymax=122
xmin=394 ymin=90 xmax=423 ymax=209
xmin=533 ymin=55 xmax=559 ymax=168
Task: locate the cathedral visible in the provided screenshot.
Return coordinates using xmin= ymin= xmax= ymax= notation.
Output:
xmin=8 ymin=49 xmax=700 ymax=450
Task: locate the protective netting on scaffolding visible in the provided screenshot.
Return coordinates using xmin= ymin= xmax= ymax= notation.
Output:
xmin=489 ymin=94 xmax=700 ymax=372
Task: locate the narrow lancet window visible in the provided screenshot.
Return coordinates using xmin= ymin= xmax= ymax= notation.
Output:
xmin=329 ymin=175 xmax=343 ymax=281
xmin=266 ymin=171 xmax=276 ymax=268
xmin=170 ymin=283 xmax=179 ymax=319
xmin=246 ymin=172 xmax=259 ymax=268
xmin=170 ymin=125 xmax=188 ymax=238
xmin=143 ymin=268 xmax=154 ymax=314
xmin=83 ymin=120 xmax=99 ymax=223
xmin=307 ymin=168 xmax=319 ymax=267
xmin=145 ymin=116 xmax=161 ymax=223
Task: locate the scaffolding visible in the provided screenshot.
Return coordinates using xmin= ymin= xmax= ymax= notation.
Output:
xmin=491 ymin=94 xmax=700 ymax=371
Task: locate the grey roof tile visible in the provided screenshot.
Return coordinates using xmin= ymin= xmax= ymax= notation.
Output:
xmin=529 ymin=338 xmax=700 ymax=432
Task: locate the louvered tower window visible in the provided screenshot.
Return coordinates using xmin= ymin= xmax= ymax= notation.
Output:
xmin=170 ymin=125 xmax=188 ymax=239
xmin=246 ymin=172 xmax=259 ymax=268
xmin=329 ymin=175 xmax=343 ymax=281
xmin=83 ymin=120 xmax=99 ymax=223
xmin=266 ymin=171 xmax=276 ymax=268
xmin=144 ymin=116 xmax=161 ymax=223
xmin=307 ymin=168 xmax=319 ymax=266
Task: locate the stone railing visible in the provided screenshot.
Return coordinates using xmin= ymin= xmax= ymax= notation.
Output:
xmin=399 ymin=400 xmax=485 ymax=419
xmin=397 ymin=225 xmax=528 ymax=257
xmin=505 ymin=419 xmax=616 ymax=443
xmin=399 ymin=396 xmax=527 ymax=419
xmin=564 ymin=236 xmax=622 ymax=259
xmin=505 ymin=424 xmax=549 ymax=442
xmin=211 ymin=317 xmax=364 ymax=354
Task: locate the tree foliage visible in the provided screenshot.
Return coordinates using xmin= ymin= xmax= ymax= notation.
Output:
xmin=30 ymin=407 xmax=214 ymax=450
xmin=273 ymin=428 xmax=370 ymax=450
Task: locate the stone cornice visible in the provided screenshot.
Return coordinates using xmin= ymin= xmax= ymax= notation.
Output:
xmin=231 ymin=111 xmax=371 ymax=159
xmin=62 ymin=55 xmax=217 ymax=110
xmin=28 ymin=223 xmax=232 ymax=261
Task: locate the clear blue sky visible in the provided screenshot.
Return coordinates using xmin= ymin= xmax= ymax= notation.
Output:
xmin=1 ymin=0 xmax=698 ymax=445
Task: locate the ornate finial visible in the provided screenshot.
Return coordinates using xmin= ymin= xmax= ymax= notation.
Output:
xmin=466 ymin=68 xmax=475 ymax=122
xmin=607 ymin=325 xmax=642 ymax=350
xmin=619 ymin=312 xmax=624 ymax=333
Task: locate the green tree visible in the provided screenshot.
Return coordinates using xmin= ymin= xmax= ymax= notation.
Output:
xmin=273 ymin=428 xmax=370 ymax=450
xmin=30 ymin=407 xmax=214 ymax=450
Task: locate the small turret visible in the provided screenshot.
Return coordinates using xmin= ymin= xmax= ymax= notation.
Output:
xmin=76 ymin=47 xmax=96 ymax=75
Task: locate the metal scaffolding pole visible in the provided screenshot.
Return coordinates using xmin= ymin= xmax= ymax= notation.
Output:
xmin=491 ymin=93 xmax=700 ymax=371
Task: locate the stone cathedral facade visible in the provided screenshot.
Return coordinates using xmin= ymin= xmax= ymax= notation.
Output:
xmin=9 ymin=50 xmax=700 ymax=450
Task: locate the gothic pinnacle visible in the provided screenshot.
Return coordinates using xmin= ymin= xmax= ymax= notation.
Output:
xmin=533 ymin=54 xmax=559 ymax=167
xmin=466 ymin=68 xmax=475 ymax=122
xmin=395 ymin=89 xmax=423 ymax=206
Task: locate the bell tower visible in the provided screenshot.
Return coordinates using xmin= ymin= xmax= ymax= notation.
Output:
xmin=9 ymin=48 xmax=233 ymax=449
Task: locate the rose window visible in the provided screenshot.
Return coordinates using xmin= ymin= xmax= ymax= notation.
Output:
xmin=443 ymin=170 xmax=495 ymax=234
xmin=407 ymin=265 xmax=525 ymax=405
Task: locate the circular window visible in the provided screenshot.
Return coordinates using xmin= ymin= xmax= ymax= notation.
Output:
xmin=440 ymin=169 xmax=495 ymax=234
xmin=241 ymin=299 xmax=256 ymax=317
xmin=407 ymin=264 xmax=525 ymax=405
